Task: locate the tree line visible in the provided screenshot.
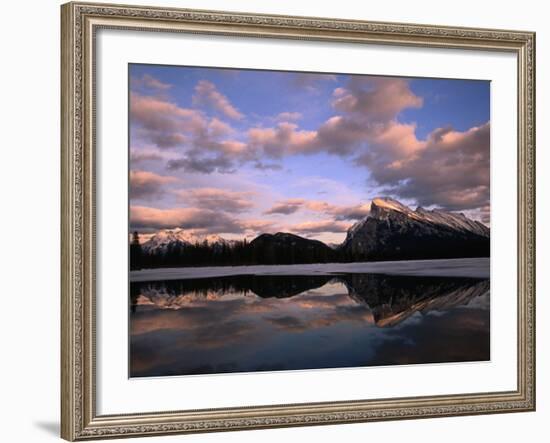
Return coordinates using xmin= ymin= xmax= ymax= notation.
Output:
xmin=129 ymin=231 xmax=362 ymax=270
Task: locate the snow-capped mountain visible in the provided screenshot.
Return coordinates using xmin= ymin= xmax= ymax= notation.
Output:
xmin=342 ymin=197 xmax=490 ymax=261
xmin=414 ymin=206 xmax=489 ymax=237
xmin=141 ymin=228 xmax=234 ymax=254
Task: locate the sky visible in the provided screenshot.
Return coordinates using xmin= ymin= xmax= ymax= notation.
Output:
xmin=129 ymin=64 xmax=490 ymax=244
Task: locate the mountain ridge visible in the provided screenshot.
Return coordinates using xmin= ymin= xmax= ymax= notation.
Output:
xmin=341 ymin=197 xmax=489 ymax=261
xmin=132 ymin=197 xmax=489 ymax=267
xmin=141 ymin=228 xmax=235 ymax=254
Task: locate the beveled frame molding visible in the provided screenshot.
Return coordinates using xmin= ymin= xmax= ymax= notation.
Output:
xmin=61 ymin=1 xmax=536 ymax=440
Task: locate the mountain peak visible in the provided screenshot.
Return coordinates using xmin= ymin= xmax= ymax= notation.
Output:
xmin=370 ymin=197 xmax=415 ymax=220
xmin=342 ymin=196 xmax=490 ymax=260
xmin=372 ymin=197 xmax=410 ymax=210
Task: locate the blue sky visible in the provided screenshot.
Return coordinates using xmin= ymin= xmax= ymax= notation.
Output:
xmin=129 ymin=64 xmax=490 ymax=243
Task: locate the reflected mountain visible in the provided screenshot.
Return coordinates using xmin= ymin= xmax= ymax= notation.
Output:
xmin=130 ymin=272 xmax=490 ymax=377
xmin=342 ymin=274 xmax=489 ymax=327
xmin=131 ymin=273 xmax=489 ymax=328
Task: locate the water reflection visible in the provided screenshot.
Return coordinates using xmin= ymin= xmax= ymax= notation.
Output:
xmin=130 ymin=273 xmax=490 ymax=377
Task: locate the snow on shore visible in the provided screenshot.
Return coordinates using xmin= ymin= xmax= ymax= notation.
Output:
xmin=130 ymin=257 xmax=490 ymax=282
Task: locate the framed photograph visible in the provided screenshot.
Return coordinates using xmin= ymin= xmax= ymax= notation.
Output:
xmin=61 ymin=1 xmax=536 ymax=440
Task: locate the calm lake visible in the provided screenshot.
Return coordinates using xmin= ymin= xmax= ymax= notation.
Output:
xmin=129 ymin=271 xmax=490 ymax=377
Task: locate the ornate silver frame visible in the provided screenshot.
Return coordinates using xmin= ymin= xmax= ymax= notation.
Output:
xmin=61 ymin=2 xmax=536 ymax=440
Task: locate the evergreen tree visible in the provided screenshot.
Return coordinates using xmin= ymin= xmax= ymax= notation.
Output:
xmin=130 ymin=231 xmax=143 ymax=270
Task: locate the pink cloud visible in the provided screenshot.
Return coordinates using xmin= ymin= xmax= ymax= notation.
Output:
xmin=131 ymin=93 xmax=204 ymax=133
xmin=131 ymin=73 xmax=172 ymax=92
xmin=248 ymin=123 xmax=317 ymax=157
xmin=130 ymin=206 xmax=277 ymax=236
xmin=315 ymin=116 xmax=371 ymax=154
xmin=131 ymin=92 xmax=247 ymax=171
xmin=246 ymin=115 xmax=419 ymax=160
xmin=130 ymin=170 xmax=179 ymax=199
xmin=129 ymin=72 xmax=489 ymax=218
xmin=217 ymin=140 xmax=248 ymax=155
xmin=367 ymin=121 xmax=425 ymax=158
xmin=240 ymin=219 xmax=278 ymax=233
xmin=290 ymin=220 xmax=351 ymax=234
xmin=356 ymin=122 xmax=490 ymax=212
xmin=208 ymin=117 xmax=234 ymax=137
xmin=175 ymin=187 xmax=255 ymax=213
xmin=130 ymin=205 xmax=242 ymax=233
xmin=192 ymin=80 xmax=243 ymax=120
xmin=332 ymin=77 xmax=423 ymax=121
xmin=130 ymin=149 xmax=164 ymax=164
xmin=264 ymin=198 xmax=305 ymax=215
xmin=265 ymin=198 xmax=371 ymax=221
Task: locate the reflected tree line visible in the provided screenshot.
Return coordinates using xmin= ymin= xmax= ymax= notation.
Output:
xmin=130 ymin=273 xmax=490 ymax=326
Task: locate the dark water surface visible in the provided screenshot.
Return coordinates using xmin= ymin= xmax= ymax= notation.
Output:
xmin=129 ymin=273 xmax=490 ymax=377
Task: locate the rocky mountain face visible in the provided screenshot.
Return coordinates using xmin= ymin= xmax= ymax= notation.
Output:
xmin=341 ymin=197 xmax=490 ymax=261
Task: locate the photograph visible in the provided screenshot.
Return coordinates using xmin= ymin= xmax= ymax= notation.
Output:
xmin=56 ymin=2 xmax=536 ymax=440
xmin=128 ymin=64 xmax=491 ymax=377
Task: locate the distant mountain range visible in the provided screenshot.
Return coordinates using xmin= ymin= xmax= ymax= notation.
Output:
xmin=135 ymin=197 xmax=489 ymax=267
xmin=141 ymin=229 xmax=235 ymax=254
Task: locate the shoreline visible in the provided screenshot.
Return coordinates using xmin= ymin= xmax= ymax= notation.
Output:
xmin=130 ymin=257 xmax=490 ymax=282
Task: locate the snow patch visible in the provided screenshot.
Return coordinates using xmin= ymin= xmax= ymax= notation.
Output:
xmin=372 ymin=197 xmax=414 ymax=215
xmin=141 ymin=228 xmax=234 ymax=253
xmin=130 ymin=257 xmax=490 ymax=282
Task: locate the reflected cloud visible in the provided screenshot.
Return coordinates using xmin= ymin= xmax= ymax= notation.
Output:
xmin=130 ymin=273 xmax=490 ymax=377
